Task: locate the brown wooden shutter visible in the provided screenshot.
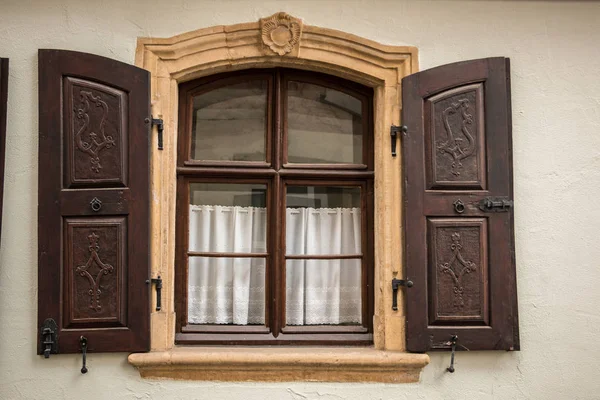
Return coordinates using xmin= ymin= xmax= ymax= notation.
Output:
xmin=402 ymin=57 xmax=519 ymax=352
xmin=38 ymin=50 xmax=150 ymax=354
xmin=0 ymin=58 xmax=8 ymax=244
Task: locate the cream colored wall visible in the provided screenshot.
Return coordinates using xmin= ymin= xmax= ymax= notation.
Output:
xmin=0 ymin=0 xmax=598 ymax=398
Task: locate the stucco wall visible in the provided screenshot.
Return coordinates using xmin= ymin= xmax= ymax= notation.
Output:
xmin=1 ymin=0 xmax=599 ymax=399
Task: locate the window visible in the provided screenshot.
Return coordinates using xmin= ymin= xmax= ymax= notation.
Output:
xmin=174 ymin=69 xmax=374 ymax=344
xmin=36 ymin=15 xmax=518 ymax=382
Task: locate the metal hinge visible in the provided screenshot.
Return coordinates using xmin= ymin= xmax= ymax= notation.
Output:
xmin=40 ymin=318 xmax=58 ymax=358
xmin=391 ymin=278 xmax=413 ymax=310
xmin=146 ymin=275 xmax=163 ymax=311
xmin=390 ymin=125 xmax=407 ymax=157
xmin=478 ymin=197 xmax=513 ymax=212
xmin=145 ymin=117 xmax=164 ymax=150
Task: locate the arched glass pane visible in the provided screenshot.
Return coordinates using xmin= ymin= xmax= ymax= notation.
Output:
xmin=191 ymin=80 xmax=267 ymax=161
xmin=287 ymin=81 xmax=363 ymax=164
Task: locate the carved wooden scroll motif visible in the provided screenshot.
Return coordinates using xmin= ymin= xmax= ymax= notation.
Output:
xmin=65 ymin=77 xmax=127 ymax=187
xmin=428 ymin=218 xmax=488 ymax=325
xmin=425 ymin=83 xmax=486 ymax=190
xmin=64 ymin=218 xmax=127 ymax=327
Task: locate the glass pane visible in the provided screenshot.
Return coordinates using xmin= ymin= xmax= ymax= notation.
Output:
xmin=191 ymin=80 xmax=267 ymax=161
xmin=188 ymin=257 xmax=265 ymax=325
xmin=189 ymin=183 xmax=267 ymax=253
xmin=286 ymin=259 xmax=362 ymax=326
xmin=287 ymin=81 xmax=364 ymax=164
xmin=286 ymin=186 xmax=361 ymax=255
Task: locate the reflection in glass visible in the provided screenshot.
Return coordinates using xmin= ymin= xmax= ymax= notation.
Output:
xmin=286 ymin=259 xmax=361 ymax=325
xmin=285 ymin=186 xmax=361 ymax=255
xmin=287 ymin=81 xmax=364 ymax=164
xmin=191 ymin=80 xmax=267 ymax=161
xmin=188 ymin=257 xmax=265 ymax=325
xmin=189 ymin=183 xmax=267 ymax=253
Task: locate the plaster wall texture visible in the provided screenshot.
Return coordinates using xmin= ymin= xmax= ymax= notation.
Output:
xmin=0 ymin=0 xmax=599 ymax=399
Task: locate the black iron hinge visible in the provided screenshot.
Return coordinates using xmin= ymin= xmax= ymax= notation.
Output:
xmin=391 ymin=277 xmax=413 ymax=310
xmin=390 ymin=125 xmax=407 ymax=157
xmin=146 ymin=275 xmax=163 ymax=311
xmin=145 ymin=117 xmax=164 ymax=150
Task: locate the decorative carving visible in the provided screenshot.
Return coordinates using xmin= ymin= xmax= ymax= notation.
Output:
xmin=76 ymin=232 xmax=114 ymax=311
xmin=260 ymin=12 xmax=302 ymax=56
xmin=75 ymin=91 xmax=115 ymax=173
xmin=439 ymin=232 xmax=476 ymax=308
xmin=437 ymin=99 xmax=475 ymax=176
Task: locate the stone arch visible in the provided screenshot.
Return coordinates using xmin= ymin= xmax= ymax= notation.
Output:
xmin=135 ymin=13 xmax=417 ymax=352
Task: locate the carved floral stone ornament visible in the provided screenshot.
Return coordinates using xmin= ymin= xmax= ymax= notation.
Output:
xmin=260 ymin=12 xmax=303 ymax=56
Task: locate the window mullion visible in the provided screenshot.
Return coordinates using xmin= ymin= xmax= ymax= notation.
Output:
xmin=270 ymin=173 xmax=282 ymax=337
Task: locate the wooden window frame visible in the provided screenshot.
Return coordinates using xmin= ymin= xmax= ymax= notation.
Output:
xmin=174 ymin=68 xmax=375 ymax=345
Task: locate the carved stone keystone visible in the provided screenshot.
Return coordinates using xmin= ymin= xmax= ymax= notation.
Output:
xmin=260 ymin=12 xmax=303 ymax=56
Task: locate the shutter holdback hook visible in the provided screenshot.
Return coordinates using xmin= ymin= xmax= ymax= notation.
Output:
xmin=445 ymin=335 xmax=469 ymax=373
xmin=446 ymin=335 xmax=458 ymax=373
xmin=80 ymin=336 xmax=88 ymax=374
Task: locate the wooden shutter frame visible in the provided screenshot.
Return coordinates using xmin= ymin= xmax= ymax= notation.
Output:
xmin=37 ymin=49 xmax=151 ymax=354
xmin=0 ymin=58 xmax=7 ymax=244
xmin=402 ymin=57 xmax=519 ymax=352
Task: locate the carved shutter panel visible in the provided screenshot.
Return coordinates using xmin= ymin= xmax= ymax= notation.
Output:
xmin=0 ymin=58 xmax=8 ymax=243
xmin=402 ymin=57 xmax=519 ymax=352
xmin=38 ymin=50 xmax=150 ymax=354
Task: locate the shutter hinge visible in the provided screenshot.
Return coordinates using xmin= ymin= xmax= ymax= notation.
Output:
xmin=145 ymin=117 xmax=164 ymax=150
xmin=146 ymin=275 xmax=163 ymax=311
xmin=40 ymin=318 xmax=58 ymax=358
xmin=391 ymin=278 xmax=413 ymax=311
xmin=390 ymin=125 xmax=407 ymax=157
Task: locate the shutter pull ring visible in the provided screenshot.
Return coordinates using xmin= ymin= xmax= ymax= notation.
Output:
xmin=447 ymin=335 xmax=458 ymax=373
xmin=80 ymin=336 xmax=88 ymax=374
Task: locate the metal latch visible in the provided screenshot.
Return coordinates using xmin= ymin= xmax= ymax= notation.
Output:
xmin=390 ymin=125 xmax=407 ymax=157
xmin=40 ymin=318 xmax=58 ymax=358
xmin=391 ymin=278 xmax=413 ymax=310
xmin=478 ymin=197 xmax=513 ymax=212
xmin=146 ymin=275 xmax=163 ymax=311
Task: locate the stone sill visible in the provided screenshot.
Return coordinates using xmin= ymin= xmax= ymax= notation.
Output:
xmin=128 ymin=347 xmax=429 ymax=383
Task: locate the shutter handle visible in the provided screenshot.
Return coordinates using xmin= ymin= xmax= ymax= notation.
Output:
xmin=80 ymin=336 xmax=88 ymax=374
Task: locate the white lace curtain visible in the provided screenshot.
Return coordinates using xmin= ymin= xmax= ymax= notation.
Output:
xmin=188 ymin=205 xmax=362 ymax=325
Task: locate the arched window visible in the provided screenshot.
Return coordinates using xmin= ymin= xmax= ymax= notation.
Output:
xmin=175 ymin=69 xmax=374 ymax=344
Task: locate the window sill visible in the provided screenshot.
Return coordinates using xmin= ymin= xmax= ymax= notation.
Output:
xmin=128 ymin=347 xmax=429 ymax=383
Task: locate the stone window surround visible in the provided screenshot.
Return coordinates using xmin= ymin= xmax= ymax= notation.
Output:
xmin=128 ymin=13 xmax=430 ymax=383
